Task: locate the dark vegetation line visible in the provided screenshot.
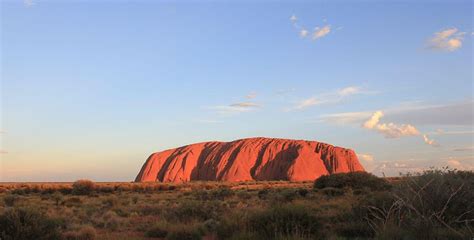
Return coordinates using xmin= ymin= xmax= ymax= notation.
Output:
xmin=0 ymin=168 xmax=472 ymax=240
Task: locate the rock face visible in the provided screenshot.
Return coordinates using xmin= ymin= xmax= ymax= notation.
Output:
xmin=135 ymin=137 xmax=365 ymax=182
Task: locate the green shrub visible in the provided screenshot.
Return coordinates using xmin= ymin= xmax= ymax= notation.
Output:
xmin=297 ymin=188 xmax=309 ymax=197
xmin=248 ymin=204 xmax=324 ymax=239
xmin=321 ymin=187 xmax=344 ymax=197
xmin=0 ymin=207 xmax=62 ymax=240
xmin=210 ymin=187 xmax=234 ymax=200
xmin=168 ymin=200 xmax=218 ymax=222
xmin=257 ymin=188 xmax=270 ymax=200
xmin=165 ymin=225 xmax=202 ymax=240
xmin=314 ymin=172 xmax=391 ymax=191
xmin=277 ymin=189 xmax=297 ymax=202
xmin=51 ymin=192 xmax=63 ymax=207
xmin=216 ymin=216 xmax=241 ymax=239
xmin=336 ymin=220 xmax=373 ymax=238
xmin=236 ymin=190 xmax=252 ymax=200
xmin=145 ymin=221 xmax=169 ymax=238
xmin=72 ymin=180 xmax=95 ymax=195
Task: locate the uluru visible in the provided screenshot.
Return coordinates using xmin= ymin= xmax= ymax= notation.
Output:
xmin=135 ymin=137 xmax=365 ymax=182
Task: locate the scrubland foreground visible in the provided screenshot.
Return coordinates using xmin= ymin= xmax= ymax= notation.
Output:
xmin=0 ymin=169 xmax=473 ymax=240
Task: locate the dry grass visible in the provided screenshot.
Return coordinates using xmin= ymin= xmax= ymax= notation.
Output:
xmin=0 ymin=171 xmax=471 ymax=240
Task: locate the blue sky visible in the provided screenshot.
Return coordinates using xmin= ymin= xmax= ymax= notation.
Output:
xmin=1 ymin=0 xmax=473 ymax=181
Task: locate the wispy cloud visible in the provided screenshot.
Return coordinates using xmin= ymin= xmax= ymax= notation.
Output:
xmin=289 ymin=15 xmax=337 ymax=41
xmin=319 ymin=100 xmax=473 ymax=126
xmin=430 ymin=129 xmax=474 ymax=135
xmin=209 ymin=93 xmax=261 ymax=116
xmin=23 ymin=0 xmax=35 ymax=7
xmin=245 ymin=92 xmax=257 ymax=99
xmin=313 ymin=25 xmax=331 ymax=40
xmin=318 ymin=111 xmax=373 ymax=125
xmin=295 ymin=97 xmax=321 ymax=110
xmin=452 ymin=146 xmax=474 ymax=152
xmin=195 ymin=119 xmax=223 ymax=124
xmin=210 ymin=102 xmax=260 ymax=115
xmin=229 ymin=102 xmax=260 ymax=108
xmin=428 ymin=28 xmax=465 ymax=52
xmin=294 ymin=86 xmax=370 ymax=110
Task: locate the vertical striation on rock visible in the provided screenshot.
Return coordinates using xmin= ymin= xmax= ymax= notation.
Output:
xmin=135 ymin=137 xmax=365 ymax=182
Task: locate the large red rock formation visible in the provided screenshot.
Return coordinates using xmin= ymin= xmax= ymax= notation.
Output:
xmin=135 ymin=137 xmax=365 ymax=182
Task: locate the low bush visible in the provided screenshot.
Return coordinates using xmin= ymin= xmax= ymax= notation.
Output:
xmin=297 ymin=188 xmax=309 ymax=197
xmin=360 ymin=168 xmax=473 ymax=239
xmin=165 ymin=225 xmax=202 ymax=240
xmin=314 ymin=172 xmax=391 ymax=191
xmin=145 ymin=221 xmax=169 ymax=238
xmin=248 ymin=204 xmax=324 ymax=239
xmin=3 ymin=194 xmax=18 ymax=207
xmin=168 ymin=200 xmax=218 ymax=222
xmin=209 ymin=187 xmax=234 ymax=200
xmin=102 ymin=211 xmax=120 ymax=230
xmin=102 ymin=195 xmax=119 ymax=207
xmin=63 ymin=226 xmax=96 ymax=240
xmin=64 ymin=197 xmax=83 ymax=207
xmin=0 ymin=207 xmax=63 ymax=240
xmin=321 ymin=187 xmax=344 ymax=197
xmin=72 ymin=180 xmax=95 ymax=196
xmin=51 ymin=192 xmax=64 ymax=207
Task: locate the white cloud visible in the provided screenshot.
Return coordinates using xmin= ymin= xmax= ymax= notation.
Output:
xmin=358 ymin=153 xmax=374 ymax=162
xmin=363 ymin=111 xmax=420 ymax=138
xmin=362 ymin=111 xmax=443 ymax=146
xmin=290 ymin=15 xmax=297 ymax=23
xmin=447 ymin=159 xmax=462 ymax=167
xmin=313 ymin=25 xmax=331 ymax=40
xmin=363 ymin=111 xmax=383 ymax=129
xmin=445 ymin=156 xmax=474 ymax=170
xmin=300 ymin=28 xmax=309 ymax=38
xmin=422 ymin=134 xmax=439 ymax=147
xmin=428 ymin=28 xmax=465 ymax=52
xmin=24 ymin=0 xmax=35 ymax=7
